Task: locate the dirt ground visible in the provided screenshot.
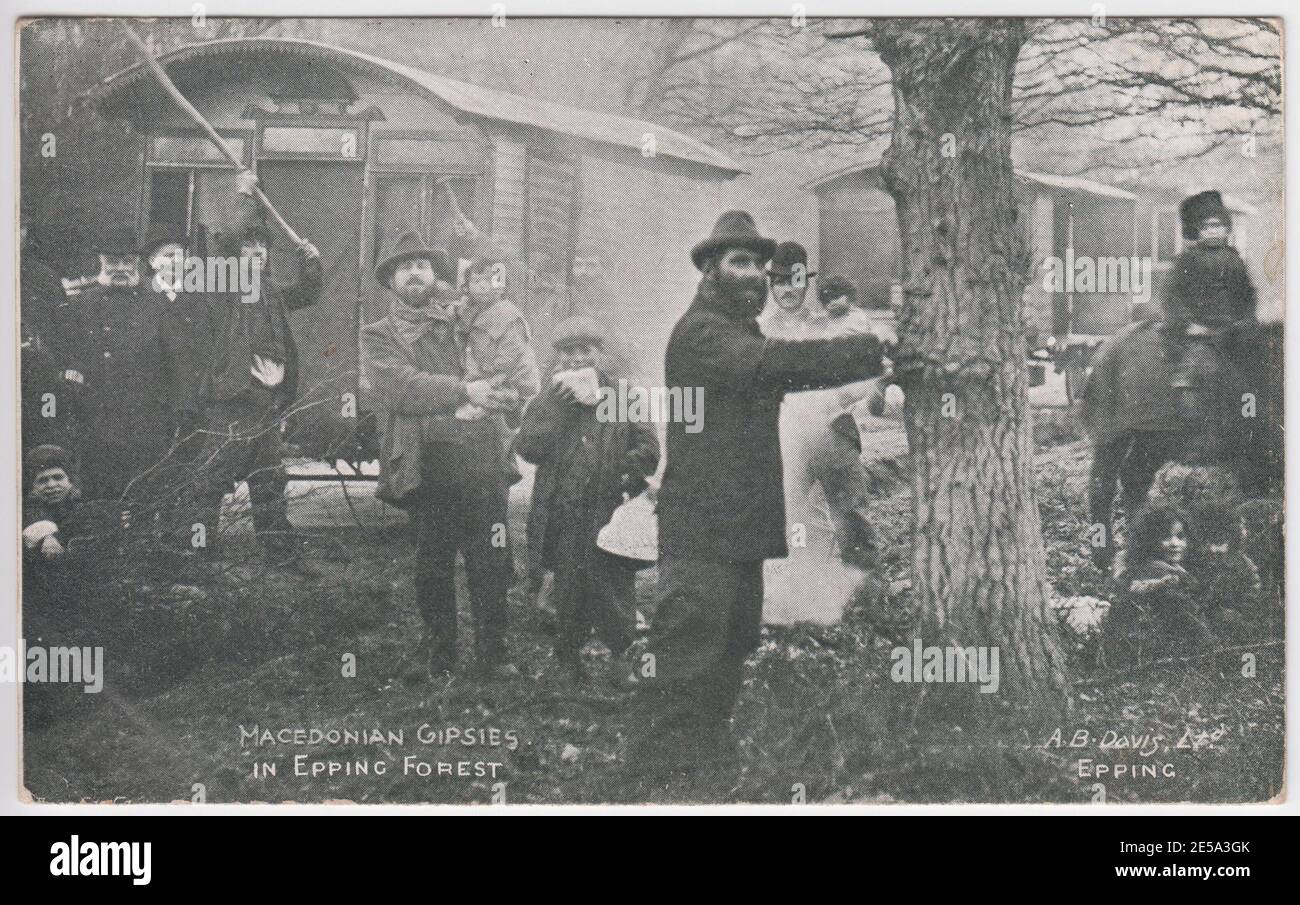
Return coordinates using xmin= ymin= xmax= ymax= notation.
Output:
xmin=21 ymin=431 xmax=1284 ymax=805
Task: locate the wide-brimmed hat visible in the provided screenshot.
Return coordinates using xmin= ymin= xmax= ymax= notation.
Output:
xmin=690 ymin=210 xmax=776 ymax=271
xmin=1180 ymin=190 xmax=1232 ymax=241
xmin=768 ymin=241 xmax=816 ymax=280
xmin=552 ymin=315 xmax=607 ymax=350
xmin=375 ymin=229 xmax=455 ymax=286
xmin=139 ymin=221 xmax=188 ymax=260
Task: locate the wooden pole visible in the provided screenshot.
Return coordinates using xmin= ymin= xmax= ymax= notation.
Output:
xmin=119 ymin=23 xmax=305 ymax=246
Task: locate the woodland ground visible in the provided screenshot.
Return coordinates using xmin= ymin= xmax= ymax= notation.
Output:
xmin=22 ymin=418 xmax=1285 ymax=805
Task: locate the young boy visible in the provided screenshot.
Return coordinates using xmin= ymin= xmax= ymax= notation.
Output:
xmin=1164 ymin=190 xmax=1256 ymax=333
xmin=455 ymin=256 xmax=541 ymax=426
xmin=515 ymin=317 xmax=659 ymax=682
xmin=22 ymin=444 xmax=118 ymax=624
xmin=23 ymin=444 xmax=82 ymax=571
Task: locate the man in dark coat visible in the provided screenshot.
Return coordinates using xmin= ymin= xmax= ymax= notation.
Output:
xmin=141 ymin=221 xmax=220 ymax=447
xmin=189 ymin=173 xmax=320 ymax=555
xmin=516 ymin=316 xmax=659 ymax=682
xmin=360 ymin=229 xmax=522 ymax=680
xmin=62 ymin=226 xmax=173 ymax=503
xmin=626 ymin=211 xmax=887 ymax=777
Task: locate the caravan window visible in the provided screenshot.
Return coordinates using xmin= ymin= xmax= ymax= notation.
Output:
xmin=371 ymin=174 xmax=478 ymax=275
xmin=260 ymin=126 xmax=365 ymax=160
xmin=145 ymin=131 xmax=250 ymax=251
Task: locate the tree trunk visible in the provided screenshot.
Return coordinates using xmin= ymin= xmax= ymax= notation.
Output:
xmin=875 ymin=19 xmax=1069 ymax=717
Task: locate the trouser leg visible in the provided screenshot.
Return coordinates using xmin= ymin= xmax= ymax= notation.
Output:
xmin=1088 ymin=435 xmax=1129 ymax=567
xmin=1119 ymin=430 xmax=1177 ymax=520
xmin=551 ymin=563 xmax=587 ymax=668
xmin=589 ymin=550 xmax=636 ymax=657
xmin=413 ymin=494 xmax=460 ymax=668
xmin=246 ymin=423 xmax=291 ymax=541
xmin=627 ymin=556 xmax=749 ymax=772
xmin=704 ymin=561 xmax=764 ymax=734
xmin=460 ymin=477 xmax=511 ymax=667
xmin=185 ymin=396 xmax=266 ymax=550
xmin=811 ymin=429 xmax=879 ymax=570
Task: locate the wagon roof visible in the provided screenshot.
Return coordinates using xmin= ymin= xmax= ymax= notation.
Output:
xmin=87 ymin=37 xmax=744 ymax=176
xmin=805 ymin=160 xmax=1136 ymax=201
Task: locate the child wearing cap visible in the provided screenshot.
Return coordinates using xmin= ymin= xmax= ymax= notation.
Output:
xmin=515 ymin=318 xmax=659 ymax=683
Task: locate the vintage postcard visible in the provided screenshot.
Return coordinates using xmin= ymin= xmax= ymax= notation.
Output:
xmin=10 ymin=12 xmax=1285 ymax=808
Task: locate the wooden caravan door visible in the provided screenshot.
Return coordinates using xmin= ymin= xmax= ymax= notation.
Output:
xmin=256 ymin=159 xmax=364 ymax=424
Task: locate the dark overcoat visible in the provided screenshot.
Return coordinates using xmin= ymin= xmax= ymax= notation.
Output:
xmin=64 ymin=283 xmax=172 ymax=448
xmin=656 ymin=280 xmax=884 ymax=562
xmin=515 ymin=376 xmax=659 ymax=576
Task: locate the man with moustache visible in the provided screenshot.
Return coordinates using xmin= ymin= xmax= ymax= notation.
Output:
xmin=760 ymin=243 xmax=885 ymax=579
xmin=626 ymin=212 xmax=889 ymax=779
xmin=360 ymin=230 xmax=521 ymax=681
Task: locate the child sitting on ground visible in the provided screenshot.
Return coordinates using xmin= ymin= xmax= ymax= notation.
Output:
xmin=1104 ymin=502 xmax=1210 ymax=668
xmin=1185 ymin=500 xmax=1263 ymax=640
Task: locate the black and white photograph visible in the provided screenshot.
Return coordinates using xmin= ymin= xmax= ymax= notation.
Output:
xmin=4 ymin=5 xmax=1290 ymax=817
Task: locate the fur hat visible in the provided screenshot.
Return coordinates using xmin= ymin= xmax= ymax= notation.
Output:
xmin=1180 ymin=190 xmax=1232 ymax=241
xmin=139 ymin=221 xmax=188 ymax=261
xmin=819 ymin=275 xmax=858 ymax=304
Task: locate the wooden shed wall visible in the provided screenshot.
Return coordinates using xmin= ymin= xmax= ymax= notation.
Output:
xmin=575 ymin=145 xmax=731 ymax=384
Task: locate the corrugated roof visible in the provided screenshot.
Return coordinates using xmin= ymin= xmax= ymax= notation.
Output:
xmin=805 ymin=159 xmax=1135 ymax=201
xmin=88 ymin=37 xmax=744 ymax=175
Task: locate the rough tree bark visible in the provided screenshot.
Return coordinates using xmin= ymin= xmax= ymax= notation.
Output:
xmin=874 ymin=19 xmax=1069 ymax=717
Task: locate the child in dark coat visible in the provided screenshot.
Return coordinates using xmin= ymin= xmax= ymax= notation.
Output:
xmin=22 ymin=444 xmax=117 ymax=725
xmin=516 ymin=318 xmax=659 ymax=682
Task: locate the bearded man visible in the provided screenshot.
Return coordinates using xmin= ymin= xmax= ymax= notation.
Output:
xmin=360 ymin=230 xmax=522 ymax=681
xmin=626 ymin=211 xmax=889 ymax=779
xmin=62 ymin=227 xmax=172 ymax=501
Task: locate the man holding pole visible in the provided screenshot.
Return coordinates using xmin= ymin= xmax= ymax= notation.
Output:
xmin=186 ymin=174 xmax=321 ymax=556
